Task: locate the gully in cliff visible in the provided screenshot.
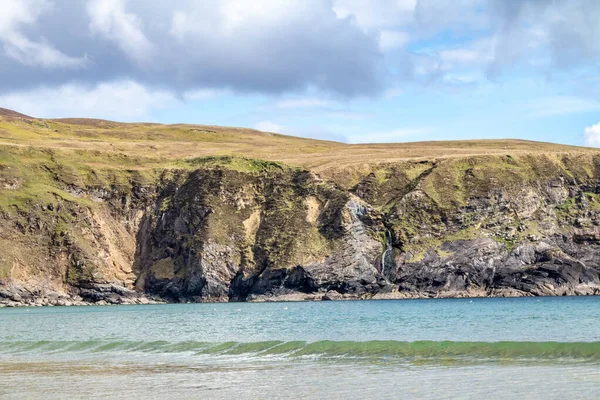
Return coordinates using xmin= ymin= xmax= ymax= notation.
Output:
xmin=380 ymin=230 xmax=393 ymax=284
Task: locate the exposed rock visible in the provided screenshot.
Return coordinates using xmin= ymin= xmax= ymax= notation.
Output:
xmin=4 ymin=153 xmax=600 ymax=304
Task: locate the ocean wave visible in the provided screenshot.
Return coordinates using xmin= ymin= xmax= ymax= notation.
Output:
xmin=2 ymin=340 xmax=600 ymax=362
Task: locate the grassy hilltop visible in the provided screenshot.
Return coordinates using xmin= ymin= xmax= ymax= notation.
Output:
xmin=0 ymin=107 xmax=591 ymax=168
xmin=0 ymin=106 xmax=594 ymax=191
xmin=0 ymin=106 xmax=597 ymax=215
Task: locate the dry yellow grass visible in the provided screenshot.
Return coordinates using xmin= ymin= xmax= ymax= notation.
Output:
xmin=0 ymin=108 xmax=597 ymax=180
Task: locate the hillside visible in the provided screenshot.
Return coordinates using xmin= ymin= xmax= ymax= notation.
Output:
xmin=0 ymin=108 xmax=592 ymax=179
xmin=1 ymin=109 xmax=600 ymax=305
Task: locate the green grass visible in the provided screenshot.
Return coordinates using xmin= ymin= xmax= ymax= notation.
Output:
xmin=1 ymin=109 xmax=600 ymax=222
xmin=557 ymin=197 xmax=577 ymax=213
xmin=187 ymin=156 xmax=288 ymax=173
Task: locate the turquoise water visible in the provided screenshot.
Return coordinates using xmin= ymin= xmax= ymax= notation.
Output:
xmin=2 ymin=297 xmax=600 ymax=399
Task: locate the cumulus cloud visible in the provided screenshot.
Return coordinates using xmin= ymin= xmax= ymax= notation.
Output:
xmin=333 ymin=0 xmax=416 ymax=30
xmin=483 ymin=0 xmax=600 ymax=76
xmin=0 ymin=80 xmax=177 ymax=120
xmin=3 ymin=34 xmax=88 ymax=69
xmin=87 ymin=0 xmax=154 ymax=63
xmin=438 ymin=38 xmax=494 ymax=67
xmin=415 ymin=0 xmax=488 ymax=34
xmin=0 ymin=0 xmax=383 ymax=96
xmin=0 ymin=0 xmax=87 ymax=68
xmin=584 ymin=123 xmax=600 ymax=147
xmin=165 ymin=0 xmax=383 ymax=95
xmin=381 ymin=0 xmax=600 ymax=84
xmin=272 ymin=98 xmax=334 ymax=109
xmin=379 ymin=30 xmax=410 ymax=51
xmin=255 ymin=120 xmax=347 ymax=142
xmin=182 ymin=89 xmax=228 ymax=101
xmin=1 ymin=0 xmax=600 ymax=121
xmin=255 ymin=121 xmax=286 ymax=134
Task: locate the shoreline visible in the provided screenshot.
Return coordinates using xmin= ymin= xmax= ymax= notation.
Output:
xmin=2 ymin=286 xmax=598 ymax=308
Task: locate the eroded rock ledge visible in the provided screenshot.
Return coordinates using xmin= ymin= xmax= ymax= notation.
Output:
xmin=3 ymin=154 xmax=600 ymax=305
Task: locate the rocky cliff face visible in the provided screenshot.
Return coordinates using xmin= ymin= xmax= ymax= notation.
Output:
xmin=132 ymin=161 xmax=385 ymax=302
xmin=2 ymin=151 xmax=600 ymax=306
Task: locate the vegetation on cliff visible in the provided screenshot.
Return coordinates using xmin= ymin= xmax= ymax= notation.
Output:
xmin=1 ymin=107 xmax=600 ymax=305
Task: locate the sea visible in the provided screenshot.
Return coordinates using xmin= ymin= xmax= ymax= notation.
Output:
xmin=1 ymin=296 xmax=600 ymax=399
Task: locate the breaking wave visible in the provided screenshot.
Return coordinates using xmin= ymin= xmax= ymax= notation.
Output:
xmin=2 ymin=340 xmax=600 ymax=362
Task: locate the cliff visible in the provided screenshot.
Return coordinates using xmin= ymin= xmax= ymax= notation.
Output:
xmin=1 ymin=109 xmax=599 ymax=305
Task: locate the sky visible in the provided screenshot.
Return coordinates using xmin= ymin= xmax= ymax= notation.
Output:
xmin=0 ymin=0 xmax=600 ymax=146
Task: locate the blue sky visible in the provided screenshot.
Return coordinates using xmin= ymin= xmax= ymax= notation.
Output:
xmin=1 ymin=0 xmax=599 ymax=146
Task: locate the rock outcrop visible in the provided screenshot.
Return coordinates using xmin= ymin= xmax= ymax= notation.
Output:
xmin=3 ymin=150 xmax=600 ymax=306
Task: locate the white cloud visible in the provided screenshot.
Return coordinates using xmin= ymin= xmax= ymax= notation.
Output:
xmin=332 ymin=1 xmax=413 ymax=52
xmin=183 ymin=89 xmax=229 ymax=101
xmin=255 ymin=120 xmax=347 ymax=141
xmin=439 ymin=39 xmax=494 ymax=66
xmin=165 ymin=0 xmax=383 ymax=95
xmin=0 ymin=0 xmax=87 ymax=68
xmin=272 ymin=97 xmax=334 ymax=109
xmin=440 ymin=48 xmax=483 ymax=64
xmin=415 ymin=0 xmax=488 ymax=34
xmin=442 ymin=73 xmax=480 ymax=85
xmin=0 ymin=80 xmax=177 ymax=120
xmin=0 ymin=0 xmax=44 ymax=30
xmin=87 ymin=0 xmax=154 ymax=63
xmin=255 ymin=120 xmax=286 ymax=133
xmin=3 ymin=34 xmax=88 ymax=69
xmin=379 ymin=30 xmax=409 ymax=51
xmin=220 ymin=0 xmax=311 ymax=30
xmin=527 ymin=96 xmax=600 ymax=117
xmin=333 ymin=0 xmax=416 ymax=30
xmin=2 ymin=0 xmax=600 ymax=122
xmin=263 ymin=96 xmax=370 ymax=121
xmin=584 ymin=123 xmax=600 ymax=147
